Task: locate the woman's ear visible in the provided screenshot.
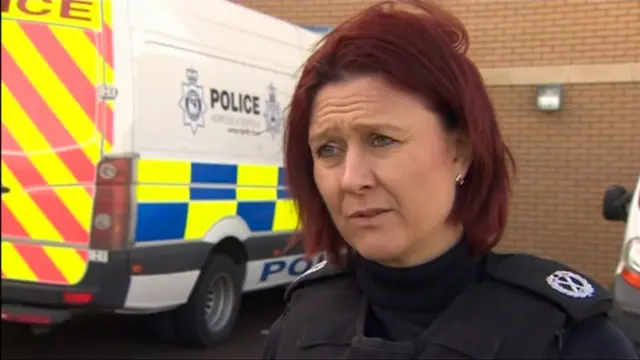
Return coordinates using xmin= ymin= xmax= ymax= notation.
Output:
xmin=451 ymin=132 xmax=472 ymax=177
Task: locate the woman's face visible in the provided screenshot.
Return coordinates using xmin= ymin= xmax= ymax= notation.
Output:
xmin=309 ymin=75 xmax=470 ymax=267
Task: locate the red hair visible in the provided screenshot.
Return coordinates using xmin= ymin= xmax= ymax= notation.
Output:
xmin=284 ymin=0 xmax=515 ymax=264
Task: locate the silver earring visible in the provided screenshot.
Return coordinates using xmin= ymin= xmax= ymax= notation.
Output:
xmin=455 ymin=174 xmax=464 ymax=185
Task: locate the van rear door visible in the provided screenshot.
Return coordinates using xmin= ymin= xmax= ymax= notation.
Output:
xmin=1 ymin=0 xmax=114 ymax=286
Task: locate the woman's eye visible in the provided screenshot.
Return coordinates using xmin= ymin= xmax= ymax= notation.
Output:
xmin=316 ymin=143 xmax=340 ymax=157
xmin=370 ymin=134 xmax=394 ymax=147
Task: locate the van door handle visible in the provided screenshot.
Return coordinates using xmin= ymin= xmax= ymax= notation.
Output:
xmin=1 ymin=186 xmax=9 ymax=194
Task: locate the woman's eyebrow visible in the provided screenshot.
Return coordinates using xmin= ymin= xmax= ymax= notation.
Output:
xmin=308 ymin=121 xmax=406 ymax=143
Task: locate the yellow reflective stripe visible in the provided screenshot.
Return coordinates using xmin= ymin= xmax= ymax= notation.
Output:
xmin=137 ymin=159 xmax=192 ymax=184
xmin=43 ymin=246 xmax=87 ymax=285
xmin=184 ymin=201 xmax=238 ymax=240
xmin=2 ymin=86 xmax=92 ymax=231
xmin=135 ymin=159 xmax=299 ymax=239
xmin=100 ymin=1 xmax=114 ymax=105
xmin=105 ymin=63 xmax=114 ymax=85
xmin=272 ymin=199 xmax=299 ymax=231
xmin=50 ymin=26 xmax=102 ymax=88
xmin=50 ymin=188 xmax=92 ymax=232
xmin=1 ymin=84 xmax=52 ymax=154
xmin=1 ymin=242 xmax=38 ymax=282
xmin=0 ymin=163 xmax=63 ymax=241
xmin=50 ymin=25 xmax=114 ymax=111
xmin=137 ymin=185 xmax=190 ymax=203
xmin=2 ymin=21 xmax=102 ymax=164
xmin=1 ymin=1 xmax=101 ymax=30
xmin=237 ymin=164 xmax=278 ymax=187
xmin=102 ymin=0 xmax=113 ymax=28
xmin=236 ymin=188 xmax=278 ymax=201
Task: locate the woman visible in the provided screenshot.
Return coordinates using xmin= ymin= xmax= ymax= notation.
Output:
xmin=263 ymin=0 xmax=638 ymax=359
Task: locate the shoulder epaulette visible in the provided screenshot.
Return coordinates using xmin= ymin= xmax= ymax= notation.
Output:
xmin=284 ymin=260 xmax=347 ymax=302
xmin=486 ymin=253 xmax=612 ymax=322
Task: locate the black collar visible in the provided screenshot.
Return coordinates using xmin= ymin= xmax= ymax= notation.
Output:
xmin=355 ymin=236 xmax=482 ymax=313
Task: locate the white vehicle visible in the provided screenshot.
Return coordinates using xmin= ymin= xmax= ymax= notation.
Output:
xmin=0 ymin=0 xmax=322 ymax=348
xmin=602 ymin=174 xmax=640 ymax=345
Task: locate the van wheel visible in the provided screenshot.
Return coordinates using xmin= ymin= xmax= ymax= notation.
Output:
xmin=172 ymin=254 xmax=244 ymax=348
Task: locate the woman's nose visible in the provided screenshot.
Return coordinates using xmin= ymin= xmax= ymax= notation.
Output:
xmin=340 ymin=148 xmax=375 ymax=193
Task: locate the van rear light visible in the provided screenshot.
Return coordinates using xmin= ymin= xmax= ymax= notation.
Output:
xmin=89 ymin=157 xmax=134 ymax=251
xmin=624 ymin=238 xmax=640 ymax=271
xmin=622 ymin=238 xmax=640 ymax=288
xmin=63 ymin=292 xmax=93 ymax=305
xmin=622 ymin=268 xmax=640 ymax=289
xmin=2 ymin=312 xmax=52 ymax=325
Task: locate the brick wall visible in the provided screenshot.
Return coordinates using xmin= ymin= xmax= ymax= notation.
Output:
xmin=238 ymin=0 xmax=640 ymax=285
xmin=494 ymin=83 xmax=639 ymax=286
xmin=239 ymin=0 xmax=640 ymax=68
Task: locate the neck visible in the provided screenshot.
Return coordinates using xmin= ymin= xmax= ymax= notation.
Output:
xmin=355 ymin=233 xmax=482 ymax=312
xmin=381 ymin=223 xmax=464 ymax=268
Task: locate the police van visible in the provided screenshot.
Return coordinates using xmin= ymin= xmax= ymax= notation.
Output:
xmin=0 ymin=0 xmax=322 ymax=348
xmin=602 ymin=174 xmax=640 ymax=346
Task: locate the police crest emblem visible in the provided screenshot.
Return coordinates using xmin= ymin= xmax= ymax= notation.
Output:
xmin=179 ymin=68 xmax=207 ymax=135
xmin=263 ymin=83 xmax=283 ymax=139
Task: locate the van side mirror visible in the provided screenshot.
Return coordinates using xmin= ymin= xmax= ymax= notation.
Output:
xmin=602 ymin=185 xmax=631 ymax=222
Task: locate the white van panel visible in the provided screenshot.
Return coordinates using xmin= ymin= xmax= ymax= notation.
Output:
xmin=625 ymin=176 xmax=640 ymax=240
xmin=617 ymin=175 xmax=640 ymax=274
xmin=128 ymin=0 xmax=315 ymax=75
xmin=111 ymin=0 xmax=320 ymax=156
xmin=109 ymin=0 xmax=135 ymax=154
xmin=132 ymin=41 xmax=291 ymax=165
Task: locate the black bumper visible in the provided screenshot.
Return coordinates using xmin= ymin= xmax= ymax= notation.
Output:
xmin=2 ymin=250 xmax=130 ymax=324
xmin=612 ymin=276 xmax=640 ymax=344
xmin=1 ymin=241 xmax=215 ymax=325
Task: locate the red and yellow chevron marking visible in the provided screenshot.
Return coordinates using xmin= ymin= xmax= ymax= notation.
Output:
xmin=1 ymin=242 xmax=90 ymax=285
xmin=1 ymin=0 xmax=114 ymax=285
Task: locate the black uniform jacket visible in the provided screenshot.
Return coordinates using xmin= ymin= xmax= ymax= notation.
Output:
xmin=262 ymin=246 xmax=638 ymax=359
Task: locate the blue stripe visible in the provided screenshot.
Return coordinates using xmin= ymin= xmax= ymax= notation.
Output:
xmin=135 ymin=161 xmax=293 ymax=242
xmin=278 ymin=167 xmax=287 ymax=187
xmin=190 ymin=188 xmax=236 ymax=200
xmin=237 ymin=202 xmax=275 ymax=231
xmin=191 ymin=162 xmax=237 ymax=184
xmin=136 ymin=203 xmax=188 ymax=242
xmin=277 ymin=189 xmax=290 ymax=199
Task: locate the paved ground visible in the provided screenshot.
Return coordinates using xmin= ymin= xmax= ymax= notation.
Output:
xmin=3 ymin=286 xmax=638 ymax=359
xmin=2 ymin=287 xmax=286 ymax=359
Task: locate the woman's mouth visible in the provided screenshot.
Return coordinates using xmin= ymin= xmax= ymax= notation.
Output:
xmin=348 ymin=208 xmax=392 ymax=219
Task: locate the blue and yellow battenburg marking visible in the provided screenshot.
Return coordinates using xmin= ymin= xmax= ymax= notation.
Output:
xmin=134 ymin=159 xmax=298 ymax=242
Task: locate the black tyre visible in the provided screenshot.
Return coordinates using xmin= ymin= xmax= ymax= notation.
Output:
xmin=172 ymin=253 xmax=245 ymax=348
